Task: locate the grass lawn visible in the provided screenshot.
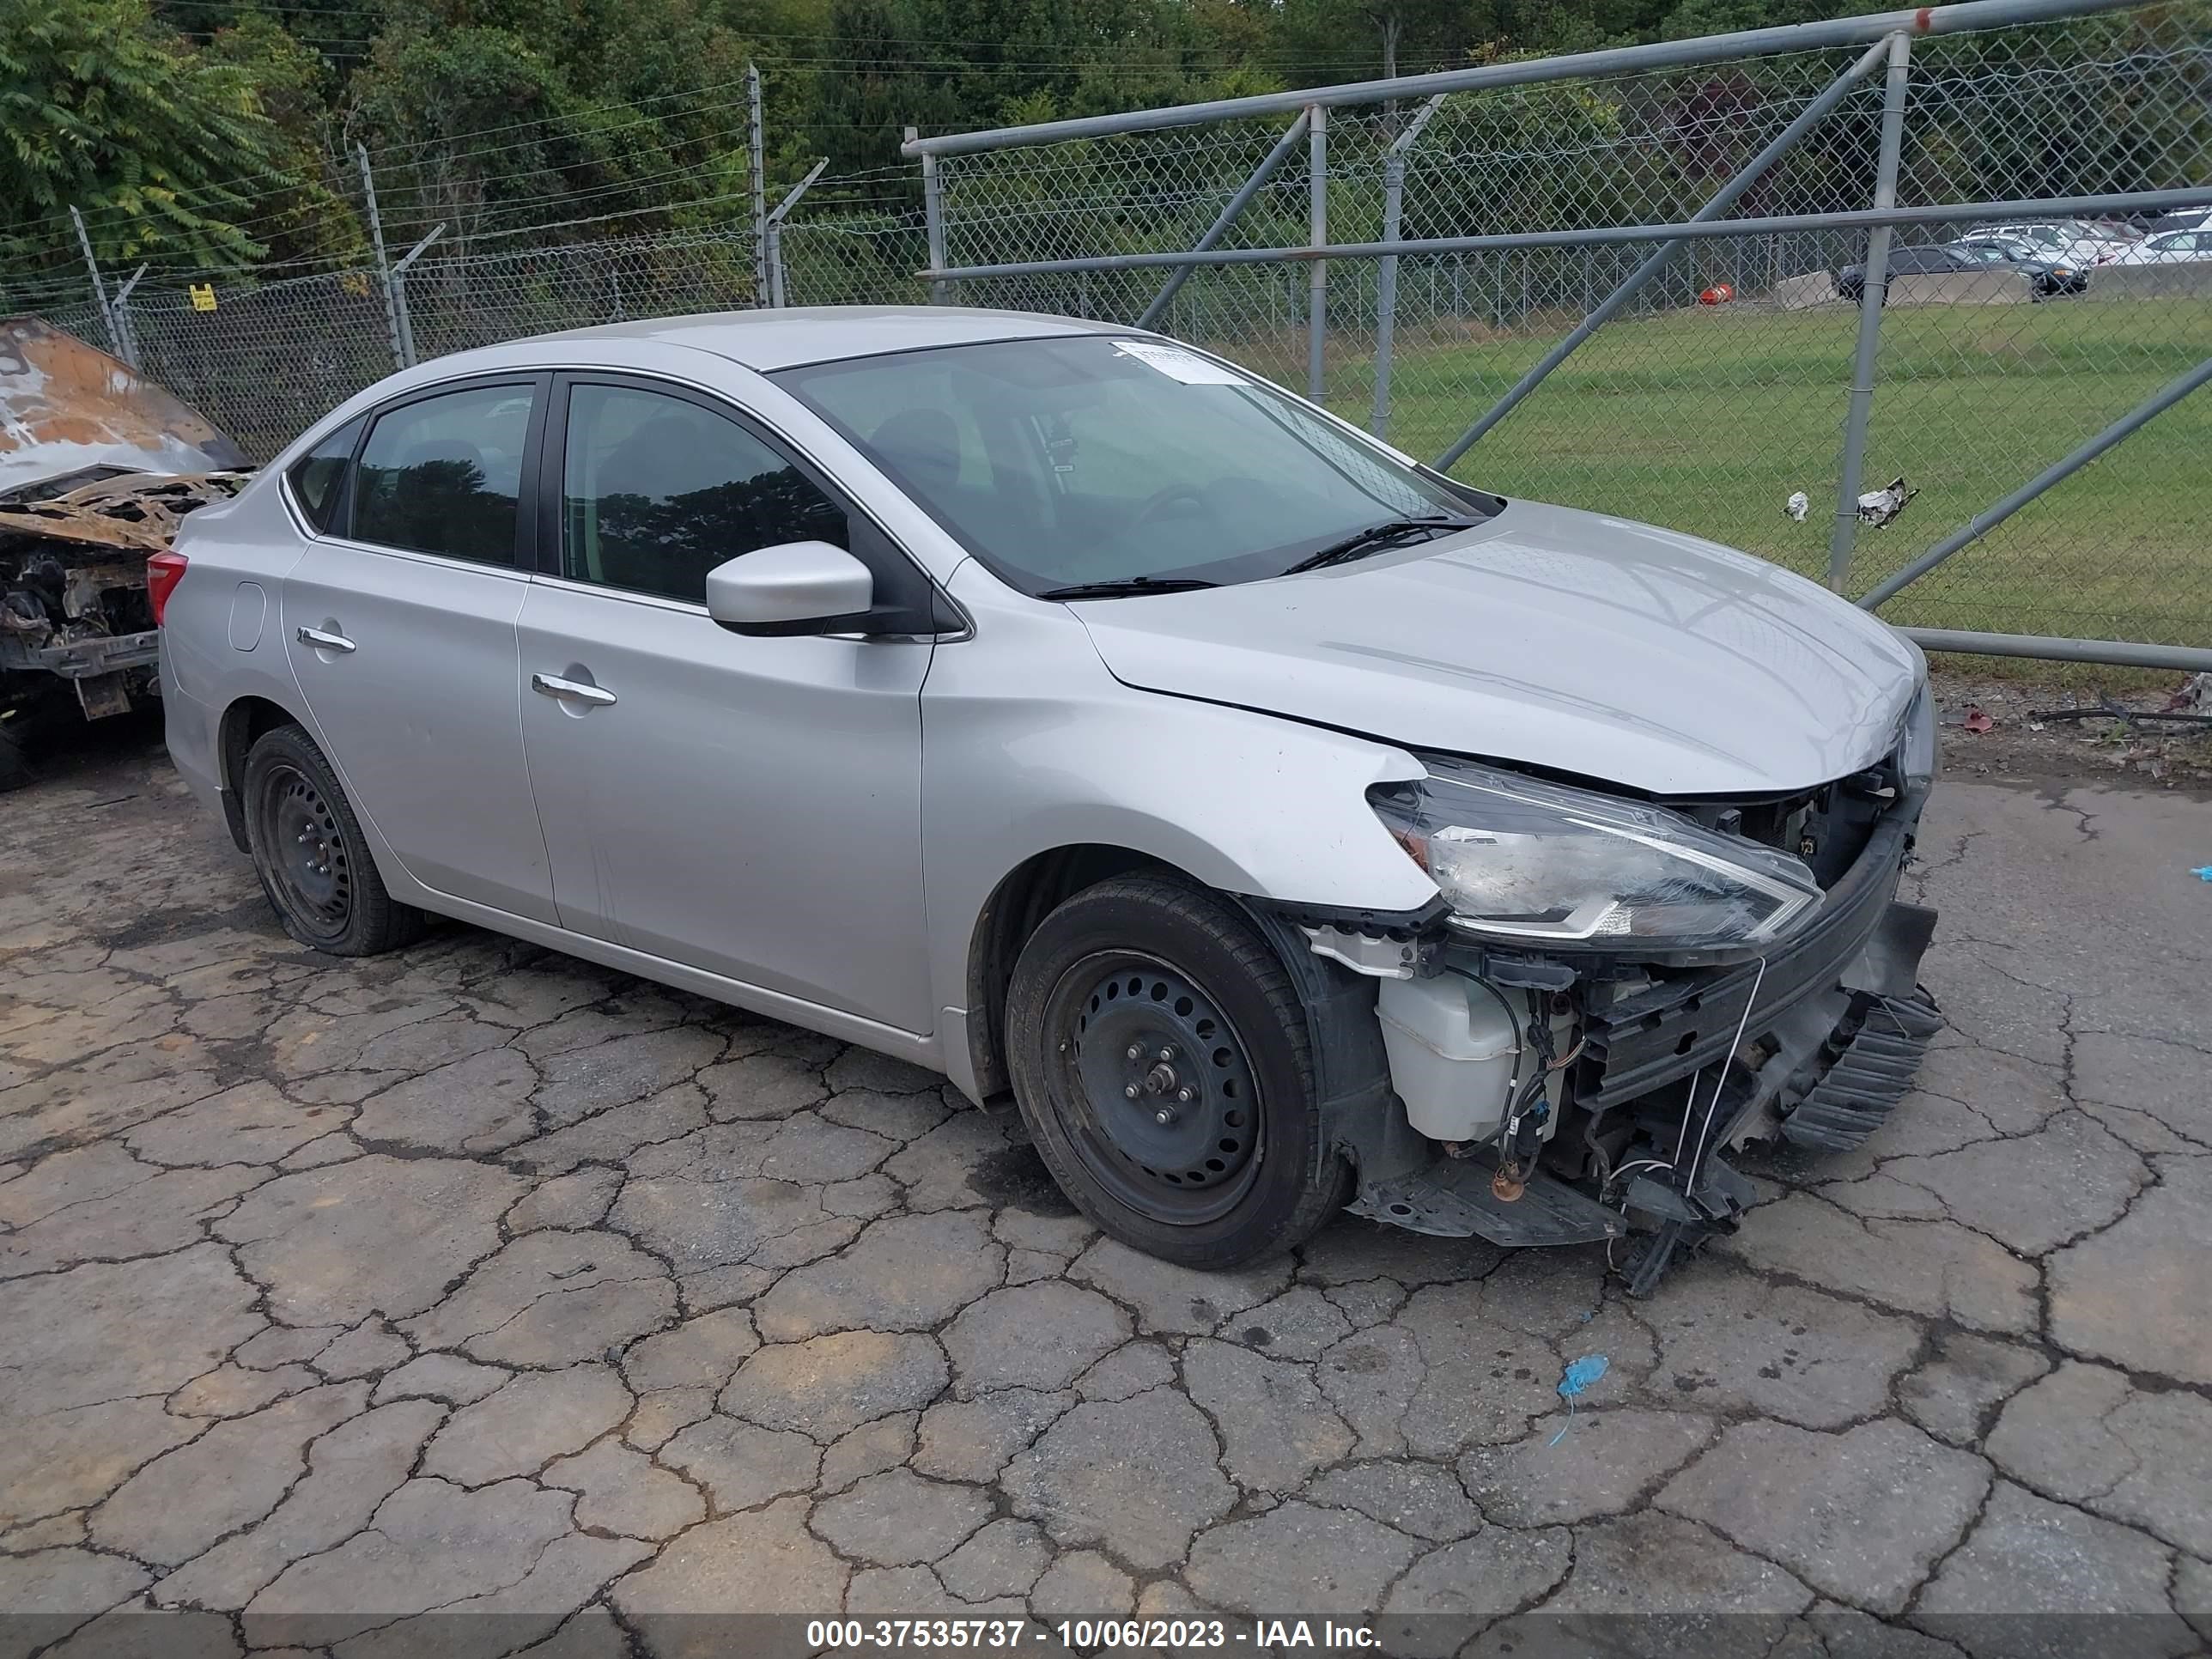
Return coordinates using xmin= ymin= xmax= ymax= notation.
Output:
xmin=1229 ymin=296 xmax=2212 ymax=651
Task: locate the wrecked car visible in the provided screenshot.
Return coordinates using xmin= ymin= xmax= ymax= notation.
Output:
xmin=157 ymin=308 xmax=1939 ymax=1292
xmin=1 ymin=316 xmax=247 ymax=787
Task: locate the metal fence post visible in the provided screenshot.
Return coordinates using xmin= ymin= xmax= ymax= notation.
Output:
xmin=108 ymin=264 xmax=149 ymax=370
xmin=390 ymin=225 xmax=446 ymax=368
xmin=1827 ymin=30 xmax=1912 ymax=593
xmin=356 ymin=144 xmax=407 ymax=372
xmin=1307 ymin=105 xmax=1328 ymax=403
xmin=1138 ymin=109 xmax=1312 ymax=331
xmin=765 ymin=157 xmax=830 ymax=308
xmin=917 ymin=127 xmax=951 ymax=305
xmin=1372 ymin=95 xmax=1447 ymax=437
xmin=1433 ymin=36 xmax=1889 ymax=471
xmin=68 ymin=207 xmax=121 ymax=360
xmin=748 ymin=64 xmax=769 ymax=306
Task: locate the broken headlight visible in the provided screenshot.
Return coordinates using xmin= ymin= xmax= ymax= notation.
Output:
xmin=1369 ymin=759 xmax=1824 ymax=951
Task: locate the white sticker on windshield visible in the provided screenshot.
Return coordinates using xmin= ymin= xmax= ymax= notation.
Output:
xmin=1111 ymin=341 xmax=1248 ymax=385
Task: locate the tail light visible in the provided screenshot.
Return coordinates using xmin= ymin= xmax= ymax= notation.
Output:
xmin=147 ymin=550 xmax=188 ymax=626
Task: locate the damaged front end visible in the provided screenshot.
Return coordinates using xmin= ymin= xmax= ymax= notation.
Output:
xmin=1298 ymin=685 xmax=1941 ymax=1295
xmin=0 ymin=317 xmax=249 ymax=777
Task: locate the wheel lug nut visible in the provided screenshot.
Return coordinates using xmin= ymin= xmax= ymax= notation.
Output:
xmin=1158 ymin=1046 xmax=1175 ymax=1062
xmin=1126 ymin=1044 xmax=1143 ymax=1062
xmin=1155 ymin=1109 xmax=1174 ymax=1125
xmin=1124 ymin=1084 xmax=1139 ymax=1099
xmin=1177 ymin=1087 xmax=1194 ymax=1103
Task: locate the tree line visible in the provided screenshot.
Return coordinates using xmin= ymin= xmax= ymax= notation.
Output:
xmin=2 ymin=0 xmax=2204 ymax=299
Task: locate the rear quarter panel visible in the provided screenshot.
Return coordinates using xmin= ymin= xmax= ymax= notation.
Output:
xmin=161 ymin=471 xmax=362 ymax=858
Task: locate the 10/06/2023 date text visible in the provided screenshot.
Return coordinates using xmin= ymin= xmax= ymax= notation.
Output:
xmin=804 ymin=1619 xmax=1380 ymax=1649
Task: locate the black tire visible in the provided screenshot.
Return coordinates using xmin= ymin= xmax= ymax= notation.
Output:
xmin=241 ymin=723 xmax=425 ymax=956
xmin=1004 ymin=874 xmax=1352 ymax=1269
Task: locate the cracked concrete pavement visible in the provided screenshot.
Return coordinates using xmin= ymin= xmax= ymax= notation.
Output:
xmin=1 ymin=727 xmax=2207 ymax=1657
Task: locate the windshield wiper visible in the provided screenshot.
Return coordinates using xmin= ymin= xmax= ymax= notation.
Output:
xmin=1280 ymin=516 xmax=1474 ymax=575
xmin=1035 ymin=576 xmax=1221 ymax=601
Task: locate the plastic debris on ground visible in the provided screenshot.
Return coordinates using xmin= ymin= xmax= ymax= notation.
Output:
xmin=1854 ymin=476 xmax=1917 ymax=528
xmin=1549 ymin=1353 xmax=1610 ymax=1446
xmin=1962 ymin=707 xmax=1996 ymax=734
xmin=1784 ymin=490 xmax=1810 ymax=523
xmin=1936 ymin=672 xmax=2212 ymax=788
xmin=2165 ymin=672 xmax=2210 ymax=714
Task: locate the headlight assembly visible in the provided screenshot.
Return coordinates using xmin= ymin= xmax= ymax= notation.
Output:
xmin=1368 ymin=760 xmax=1825 ymax=951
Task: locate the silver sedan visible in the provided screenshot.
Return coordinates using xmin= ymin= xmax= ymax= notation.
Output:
xmin=160 ymin=307 xmax=1939 ymax=1292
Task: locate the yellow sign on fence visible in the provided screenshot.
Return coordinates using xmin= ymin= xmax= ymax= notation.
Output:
xmin=187 ymin=283 xmax=217 ymax=313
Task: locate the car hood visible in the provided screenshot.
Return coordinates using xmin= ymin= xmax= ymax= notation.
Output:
xmin=1070 ymin=498 xmax=1923 ymax=797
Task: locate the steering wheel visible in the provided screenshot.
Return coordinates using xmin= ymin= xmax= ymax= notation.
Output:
xmin=1135 ymin=483 xmax=1212 ymax=526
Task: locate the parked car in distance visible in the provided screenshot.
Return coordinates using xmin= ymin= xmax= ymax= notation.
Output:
xmin=2143 ymin=206 xmax=2210 ymax=237
xmin=1834 ymin=242 xmax=1990 ymax=300
xmin=2112 ymin=228 xmax=2212 ymax=265
xmin=1981 ymin=220 xmax=2124 ymax=267
xmin=157 ymin=308 xmax=1941 ymax=1295
xmin=1948 ymin=234 xmax=2088 ymax=296
xmin=2079 ymin=216 xmax=2145 ymax=242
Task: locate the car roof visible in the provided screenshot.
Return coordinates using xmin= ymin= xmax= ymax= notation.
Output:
xmin=526 ymin=305 xmax=1122 ymax=371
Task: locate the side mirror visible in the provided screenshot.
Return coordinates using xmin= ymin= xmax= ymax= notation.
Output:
xmin=704 ymin=541 xmax=875 ymax=636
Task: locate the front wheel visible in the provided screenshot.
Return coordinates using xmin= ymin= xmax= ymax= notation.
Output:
xmin=242 ymin=723 xmax=425 ymax=956
xmin=1004 ymin=874 xmax=1351 ymax=1269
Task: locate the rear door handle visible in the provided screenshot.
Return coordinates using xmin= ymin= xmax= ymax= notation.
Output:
xmin=532 ymin=672 xmax=617 ymax=708
xmin=296 ymin=625 xmax=356 ymax=653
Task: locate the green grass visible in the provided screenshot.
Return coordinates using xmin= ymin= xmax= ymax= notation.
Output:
xmin=1229 ymin=297 xmax=2212 ymax=651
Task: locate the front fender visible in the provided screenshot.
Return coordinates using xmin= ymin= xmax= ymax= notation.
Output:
xmin=921 ymin=568 xmax=1439 ymax=1092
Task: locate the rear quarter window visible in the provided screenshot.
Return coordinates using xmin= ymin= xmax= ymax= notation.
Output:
xmin=286 ymin=416 xmax=364 ymax=534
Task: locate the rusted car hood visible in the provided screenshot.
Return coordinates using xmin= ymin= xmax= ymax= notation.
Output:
xmin=0 ymin=316 xmax=248 ymax=500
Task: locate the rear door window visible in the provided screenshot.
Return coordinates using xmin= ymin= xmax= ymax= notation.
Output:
xmin=353 ymin=384 xmax=536 ymax=565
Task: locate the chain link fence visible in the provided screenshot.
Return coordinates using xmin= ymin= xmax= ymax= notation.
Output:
xmin=47 ymin=208 xmax=931 ymax=465
xmin=927 ymin=0 xmax=2212 ymax=660
xmin=13 ymin=0 xmax=2209 ymax=661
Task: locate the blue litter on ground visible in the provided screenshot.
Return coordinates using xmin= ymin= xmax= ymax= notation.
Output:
xmin=2193 ymin=866 xmax=2212 ymax=882
xmin=1549 ymin=1354 xmax=1609 ymax=1446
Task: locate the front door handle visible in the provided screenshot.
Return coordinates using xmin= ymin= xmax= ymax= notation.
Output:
xmin=296 ymin=625 xmax=356 ymax=653
xmin=532 ymin=672 xmax=617 ymax=708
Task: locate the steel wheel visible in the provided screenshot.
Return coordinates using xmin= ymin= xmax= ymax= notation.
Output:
xmin=1005 ymin=874 xmax=1354 ymax=1268
xmin=253 ymin=759 xmax=355 ymax=943
xmin=1044 ymin=949 xmax=1266 ymax=1226
xmin=241 ymin=723 xmax=425 ymax=957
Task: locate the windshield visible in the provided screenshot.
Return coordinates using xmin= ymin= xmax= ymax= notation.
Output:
xmin=772 ymin=335 xmax=1489 ymax=594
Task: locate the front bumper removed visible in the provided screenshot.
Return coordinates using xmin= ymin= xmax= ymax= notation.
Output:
xmin=1330 ymin=796 xmax=1942 ymax=1293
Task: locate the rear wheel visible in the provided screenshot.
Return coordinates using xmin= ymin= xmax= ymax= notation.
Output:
xmin=242 ymin=724 xmax=425 ymax=956
xmin=1004 ymin=875 xmax=1351 ymax=1269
